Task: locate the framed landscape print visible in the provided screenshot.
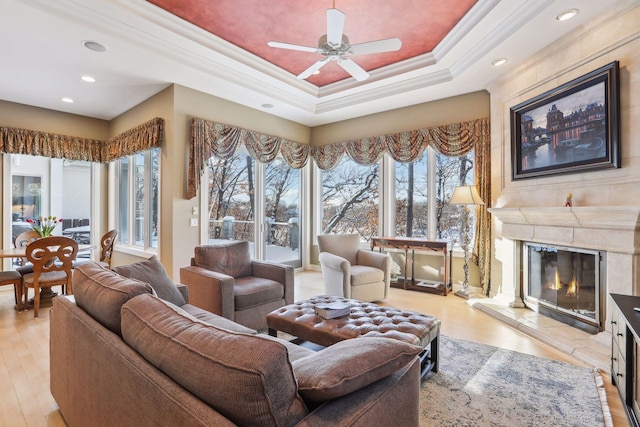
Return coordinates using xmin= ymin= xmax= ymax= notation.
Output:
xmin=510 ymin=61 xmax=620 ymax=180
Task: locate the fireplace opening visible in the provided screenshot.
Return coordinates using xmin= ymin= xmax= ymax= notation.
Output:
xmin=523 ymin=242 xmax=605 ymax=334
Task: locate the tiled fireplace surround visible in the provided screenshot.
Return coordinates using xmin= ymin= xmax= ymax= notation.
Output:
xmin=477 ymin=206 xmax=640 ymax=372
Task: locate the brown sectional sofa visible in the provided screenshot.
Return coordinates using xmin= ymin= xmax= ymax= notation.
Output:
xmin=50 ymin=262 xmax=422 ymax=426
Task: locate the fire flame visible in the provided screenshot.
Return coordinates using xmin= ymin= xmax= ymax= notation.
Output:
xmin=554 ymin=270 xmax=577 ymax=296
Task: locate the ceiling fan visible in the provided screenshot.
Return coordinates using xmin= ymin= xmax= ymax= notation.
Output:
xmin=267 ymin=6 xmax=402 ymax=82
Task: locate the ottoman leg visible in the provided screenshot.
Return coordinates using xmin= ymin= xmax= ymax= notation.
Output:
xmin=431 ymin=334 xmax=439 ymax=373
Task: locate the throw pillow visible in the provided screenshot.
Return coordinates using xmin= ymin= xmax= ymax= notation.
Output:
xmin=292 ymin=337 xmax=422 ymax=401
xmin=73 ymin=262 xmax=153 ymax=336
xmin=113 ymin=255 xmax=186 ymax=306
xmin=121 ymin=294 xmax=308 ymax=427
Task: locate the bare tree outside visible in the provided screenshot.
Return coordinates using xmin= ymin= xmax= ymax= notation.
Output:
xmin=435 ymin=151 xmax=474 ymax=245
xmin=395 ymin=154 xmax=428 ymax=237
xmin=322 ymin=158 xmax=379 ymax=241
xmin=207 ymin=151 xmax=255 ymax=242
xmin=319 ymin=149 xmax=474 ymax=245
xmin=265 ymin=157 xmax=300 ymax=249
xmin=206 ymin=152 xmax=301 ymax=265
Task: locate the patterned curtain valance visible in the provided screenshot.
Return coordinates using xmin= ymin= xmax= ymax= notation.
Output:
xmin=0 ymin=117 xmax=164 ymax=163
xmin=0 ymin=126 xmax=104 ymax=161
xmin=103 ymin=117 xmax=164 ymax=162
xmin=187 ymin=117 xmax=489 ymax=196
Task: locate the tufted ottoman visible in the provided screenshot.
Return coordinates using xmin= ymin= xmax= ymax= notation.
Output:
xmin=267 ymin=295 xmax=440 ymax=379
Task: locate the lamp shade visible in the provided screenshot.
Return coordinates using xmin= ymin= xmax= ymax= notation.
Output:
xmin=449 ymin=185 xmax=484 ymax=206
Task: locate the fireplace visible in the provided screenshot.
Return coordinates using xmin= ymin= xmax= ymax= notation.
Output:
xmin=523 ymin=242 xmax=605 ymax=334
xmin=487 ymin=206 xmax=640 ymax=342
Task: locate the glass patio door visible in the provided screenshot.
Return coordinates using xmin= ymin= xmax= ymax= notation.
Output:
xmin=205 ymin=148 xmax=302 ymax=268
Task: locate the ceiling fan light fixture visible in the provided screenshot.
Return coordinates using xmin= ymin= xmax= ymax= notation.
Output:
xmin=556 ymin=9 xmax=578 ymax=22
xmin=267 ymin=7 xmax=400 ymax=82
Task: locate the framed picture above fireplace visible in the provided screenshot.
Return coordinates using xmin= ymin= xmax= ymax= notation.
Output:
xmin=510 ymin=61 xmax=620 ymax=180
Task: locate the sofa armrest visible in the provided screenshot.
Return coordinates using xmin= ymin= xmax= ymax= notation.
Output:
xmin=251 ymin=260 xmax=295 ymax=304
xmin=318 ymin=252 xmax=351 ymax=297
xmin=295 ymin=357 xmax=420 ymax=427
xmin=179 ymin=266 xmax=235 ymax=320
xmin=175 ymin=283 xmax=189 ymax=304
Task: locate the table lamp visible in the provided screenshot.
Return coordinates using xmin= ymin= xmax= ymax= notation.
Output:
xmin=449 ymin=185 xmax=484 ymax=299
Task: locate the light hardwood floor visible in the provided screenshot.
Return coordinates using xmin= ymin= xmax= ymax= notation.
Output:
xmin=0 ymin=271 xmax=629 ymax=426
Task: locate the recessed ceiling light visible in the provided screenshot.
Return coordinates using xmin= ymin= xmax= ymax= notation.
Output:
xmin=81 ymin=75 xmax=96 ymax=83
xmin=61 ymin=97 xmax=74 ymax=103
xmin=261 ymin=103 xmax=274 ymax=109
xmin=556 ymin=9 xmax=578 ymax=21
xmin=82 ymin=40 xmax=107 ymax=52
xmin=492 ymin=58 xmax=508 ymax=67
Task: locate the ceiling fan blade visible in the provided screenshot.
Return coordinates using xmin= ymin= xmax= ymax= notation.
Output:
xmin=297 ymin=58 xmax=330 ymax=80
xmin=267 ymin=41 xmax=318 ymax=53
xmin=326 ymin=8 xmax=345 ymax=47
xmin=349 ymin=38 xmax=402 ymax=55
xmin=337 ymin=57 xmax=369 ymax=81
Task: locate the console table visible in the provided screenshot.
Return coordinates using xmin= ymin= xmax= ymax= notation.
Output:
xmin=370 ymin=237 xmax=450 ymax=296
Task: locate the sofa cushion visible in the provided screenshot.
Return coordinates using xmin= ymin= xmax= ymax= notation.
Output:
xmin=121 ymin=294 xmax=308 ymax=427
xmin=180 ymin=303 xmax=256 ymax=334
xmin=73 ymin=262 xmax=153 ymax=336
xmin=233 ymin=276 xmax=284 ymax=309
xmin=292 ymin=337 xmax=421 ymax=401
xmin=193 ymin=242 xmax=252 ymax=278
xmin=113 ymin=255 xmax=186 ymax=306
xmin=350 ymin=265 xmax=384 ymax=286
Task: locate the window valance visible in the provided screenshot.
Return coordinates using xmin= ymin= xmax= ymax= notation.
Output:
xmin=187 ymin=117 xmax=489 ymax=198
xmin=0 ymin=117 xmax=164 ymax=163
xmin=102 ymin=117 xmax=164 ymax=162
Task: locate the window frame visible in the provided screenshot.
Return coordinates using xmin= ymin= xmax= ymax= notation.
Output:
xmin=114 ymin=148 xmax=160 ymax=254
xmin=315 ymin=147 xmax=475 ymax=247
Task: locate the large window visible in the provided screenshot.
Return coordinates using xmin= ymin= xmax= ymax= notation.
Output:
xmin=116 ymin=148 xmax=159 ymax=250
xmin=205 ymin=148 xmax=302 ymax=267
xmin=319 ymin=147 xmax=474 ymax=245
xmin=321 ymin=157 xmax=379 ymax=240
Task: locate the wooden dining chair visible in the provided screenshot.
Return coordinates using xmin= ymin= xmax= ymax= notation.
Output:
xmin=0 ymin=270 xmax=23 ymax=310
xmin=99 ymin=229 xmax=118 ymax=268
xmin=23 ymin=236 xmax=78 ymax=318
xmin=72 ymin=229 xmax=118 ymax=269
xmin=14 ymin=230 xmax=40 ymax=273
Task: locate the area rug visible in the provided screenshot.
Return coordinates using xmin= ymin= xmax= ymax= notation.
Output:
xmin=420 ymin=336 xmax=612 ymax=427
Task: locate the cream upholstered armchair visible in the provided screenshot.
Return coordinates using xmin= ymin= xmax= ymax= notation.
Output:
xmin=317 ymin=233 xmax=391 ymax=302
xmin=179 ymin=241 xmax=294 ymax=330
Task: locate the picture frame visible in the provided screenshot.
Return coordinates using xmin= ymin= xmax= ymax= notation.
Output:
xmin=510 ymin=61 xmax=620 ymax=180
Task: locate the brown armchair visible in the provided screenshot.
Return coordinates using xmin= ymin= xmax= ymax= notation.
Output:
xmin=179 ymin=241 xmax=294 ymax=330
xmin=318 ymin=233 xmax=391 ymax=302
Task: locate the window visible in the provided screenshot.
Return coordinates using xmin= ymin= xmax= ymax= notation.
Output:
xmin=206 ymin=148 xmax=256 ymax=244
xmin=115 ymin=148 xmax=159 ymax=250
xmin=434 ymin=149 xmax=475 ymax=245
xmin=265 ymin=157 xmax=301 ymax=266
xmin=318 ymin=147 xmax=474 ymax=246
xmin=321 ymin=157 xmax=379 ymax=240
xmin=205 ymin=148 xmax=303 ymax=267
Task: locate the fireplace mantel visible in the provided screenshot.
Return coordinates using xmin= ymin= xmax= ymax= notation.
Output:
xmin=489 ymin=206 xmax=640 ymax=254
xmin=487 ymin=206 xmax=640 ymax=335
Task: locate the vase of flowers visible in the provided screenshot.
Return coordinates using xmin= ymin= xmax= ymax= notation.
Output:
xmin=26 ymin=216 xmax=63 ymax=237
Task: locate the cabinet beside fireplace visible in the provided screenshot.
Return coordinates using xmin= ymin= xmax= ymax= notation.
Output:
xmin=610 ymin=293 xmax=640 ymax=427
